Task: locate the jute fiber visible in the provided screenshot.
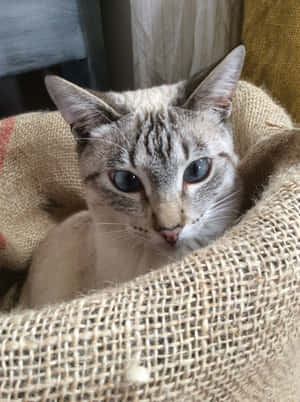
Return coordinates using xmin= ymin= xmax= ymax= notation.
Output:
xmin=241 ymin=0 xmax=300 ymax=122
xmin=0 ymin=82 xmax=300 ymax=401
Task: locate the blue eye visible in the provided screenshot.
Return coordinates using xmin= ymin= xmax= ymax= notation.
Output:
xmin=183 ymin=158 xmax=211 ymax=183
xmin=110 ymin=170 xmax=142 ymax=192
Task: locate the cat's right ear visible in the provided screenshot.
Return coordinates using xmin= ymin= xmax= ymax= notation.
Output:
xmin=45 ymin=75 xmax=122 ymax=138
xmin=181 ymin=45 xmax=245 ymax=119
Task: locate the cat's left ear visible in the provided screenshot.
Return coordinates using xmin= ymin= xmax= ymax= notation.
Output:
xmin=182 ymin=45 xmax=245 ymax=119
xmin=45 ymin=75 xmax=123 ymax=138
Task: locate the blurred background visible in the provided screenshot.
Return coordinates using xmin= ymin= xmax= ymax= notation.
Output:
xmin=0 ymin=0 xmax=298 ymax=121
xmin=0 ymin=0 xmax=243 ymax=118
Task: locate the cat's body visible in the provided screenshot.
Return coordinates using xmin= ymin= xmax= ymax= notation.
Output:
xmin=20 ymin=211 xmax=167 ymax=307
xmin=20 ymin=46 xmax=245 ymax=309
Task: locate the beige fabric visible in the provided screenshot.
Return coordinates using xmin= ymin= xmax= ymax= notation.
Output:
xmin=0 ymin=81 xmax=299 ymax=400
xmin=0 ymin=112 xmax=85 ymax=270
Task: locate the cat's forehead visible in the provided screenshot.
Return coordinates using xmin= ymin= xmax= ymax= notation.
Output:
xmin=123 ymin=105 xmax=225 ymax=151
xmin=91 ymin=97 xmax=233 ymax=179
xmin=93 ymin=105 xmax=230 ymax=166
xmin=129 ymin=108 xmax=187 ymax=166
xmin=105 ymin=81 xmax=185 ymax=113
xmin=87 ymin=107 xmax=234 ymax=192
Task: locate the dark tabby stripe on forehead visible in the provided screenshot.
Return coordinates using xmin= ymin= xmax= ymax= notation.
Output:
xmin=130 ymin=110 xmax=178 ymax=168
xmin=182 ymin=141 xmax=189 ymax=159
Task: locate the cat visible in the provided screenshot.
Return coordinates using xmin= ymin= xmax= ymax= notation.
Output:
xmin=19 ymin=45 xmax=245 ymax=308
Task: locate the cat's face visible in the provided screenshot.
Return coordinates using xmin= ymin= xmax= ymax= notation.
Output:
xmin=45 ymin=45 xmax=245 ymax=257
xmin=80 ymin=107 xmax=241 ymax=255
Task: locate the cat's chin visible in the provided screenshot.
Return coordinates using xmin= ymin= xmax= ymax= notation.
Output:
xmin=151 ymin=239 xmax=200 ymax=261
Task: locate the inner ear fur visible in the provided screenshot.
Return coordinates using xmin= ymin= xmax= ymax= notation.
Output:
xmin=45 ymin=75 xmax=123 ymax=132
xmin=181 ymin=45 xmax=245 ymax=118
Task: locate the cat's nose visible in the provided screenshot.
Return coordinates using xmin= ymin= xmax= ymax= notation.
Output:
xmin=159 ymin=225 xmax=182 ymax=245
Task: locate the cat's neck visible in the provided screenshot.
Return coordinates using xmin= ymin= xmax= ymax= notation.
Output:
xmin=84 ymin=221 xmax=168 ymax=290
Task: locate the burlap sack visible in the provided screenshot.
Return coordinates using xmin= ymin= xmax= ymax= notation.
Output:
xmin=0 ymin=112 xmax=85 ymax=270
xmin=0 ymin=81 xmax=299 ymax=401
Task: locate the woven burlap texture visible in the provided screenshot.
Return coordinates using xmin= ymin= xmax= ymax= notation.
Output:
xmin=0 ymin=81 xmax=299 ymax=401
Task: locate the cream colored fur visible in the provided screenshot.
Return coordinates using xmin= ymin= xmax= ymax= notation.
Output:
xmin=20 ymin=211 xmax=166 ymax=308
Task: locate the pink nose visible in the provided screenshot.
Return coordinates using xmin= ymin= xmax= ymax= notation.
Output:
xmin=160 ymin=226 xmax=182 ymax=245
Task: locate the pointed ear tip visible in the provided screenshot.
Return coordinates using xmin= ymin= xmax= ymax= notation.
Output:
xmin=44 ymin=75 xmax=61 ymax=91
xmin=44 ymin=77 xmax=55 ymax=99
xmin=234 ymin=44 xmax=246 ymax=58
xmin=225 ymin=45 xmax=245 ymax=69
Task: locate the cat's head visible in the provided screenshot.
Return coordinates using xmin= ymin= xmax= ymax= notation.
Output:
xmin=45 ymin=45 xmax=245 ymax=257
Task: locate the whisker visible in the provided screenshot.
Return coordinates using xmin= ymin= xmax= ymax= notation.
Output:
xmin=204 ymin=218 xmax=238 ymax=227
xmin=208 ymin=206 xmax=240 ymax=215
xmin=206 ymin=216 xmax=235 ymax=225
xmin=215 ymin=189 xmax=241 ymax=202
xmin=131 ymin=232 xmax=149 ymax=241
xmin=99 ymin=229 xmax=128 ymax=235
xmin=209 ymin=214 xmax=237 ymax=219
xmin=206 ymin=194 xmax=241 ymax=218
xmin=96 ymin=222 xmax=127 ymax=226
xmin=78 ymin=137 xmax=128 ymax=153
xmin=99 ymin=233 xmax=130 ymax=242
xmin=213 ymin=190 xmax=241 ymax=208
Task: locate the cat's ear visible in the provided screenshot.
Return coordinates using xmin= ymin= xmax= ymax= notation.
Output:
xmin=182 ymin=45 xmax=245 ymax=118
xmin=45 ymin=75 xmax=122 ymax=136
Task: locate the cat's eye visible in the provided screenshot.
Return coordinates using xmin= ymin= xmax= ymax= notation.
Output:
xmin=110 ymin=170 xmax=142 ymax=192
xmin=183 ymin=157 xmax=212 ymax=184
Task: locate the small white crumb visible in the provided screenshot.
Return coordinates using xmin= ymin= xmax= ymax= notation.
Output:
xmin=125 ymin=361 xmax=151 ymax=384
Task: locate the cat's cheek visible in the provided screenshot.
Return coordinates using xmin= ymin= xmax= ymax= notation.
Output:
xmin=179 ymin=224 xmax=199 ymax=242
xmin=221 ymin=167 xmax=238 ymax=191
xmin=183 ymin=186 xmax=207 ymax=214
xmin=181 ymin=184 xmax=198 ymax=208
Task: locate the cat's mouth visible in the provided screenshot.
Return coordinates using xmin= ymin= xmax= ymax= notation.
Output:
xmin=131 ymin=220 xmax=205 ymax=252
xmin=131 ymin=224 xmax=182 ymax=249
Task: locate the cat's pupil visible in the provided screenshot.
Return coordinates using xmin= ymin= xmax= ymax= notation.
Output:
xmin=112 ymin=170 xmax=142 ymax=192
xmin=183 ymin=158 xmax=211 ymax=183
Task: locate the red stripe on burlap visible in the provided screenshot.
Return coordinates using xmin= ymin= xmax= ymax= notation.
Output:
xmin=0 ymin=116 xmax=15 ymax=174
xmin=0 ymin=233 xmax=6 ymax=249
xmin=0 ymin=116 xmax=15 ymax=250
